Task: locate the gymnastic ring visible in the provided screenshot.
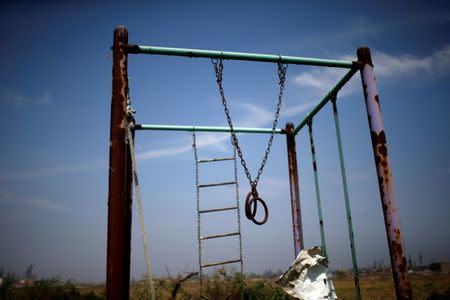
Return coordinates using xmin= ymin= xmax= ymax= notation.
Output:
xmin=245 ymin=192 xmax=269 ymax=225
xmin=248 ymin=196 xmax=268 ymax=225
xmin=245 ymin=191 xmax=258 ymax=219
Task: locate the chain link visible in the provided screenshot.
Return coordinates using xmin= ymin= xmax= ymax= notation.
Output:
xmin=212 ymin=59 xmax=287 ymax=189
xmin=192 ymin=132 xmax=203 ymax=288
xmin=233 ymin=139 xmax=244 ymax=275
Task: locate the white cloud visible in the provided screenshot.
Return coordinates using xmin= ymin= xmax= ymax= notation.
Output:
xmin=238 ymin=103 xmax=274 ymax=125
xmin=0 ymin=191 xmax=64 ymax=212
xmin=136 ymin=144 xmax=192 ymax=160
xmin=0 ymin=160 xmax=106 ymax=181
xmin=283 ymin=100 xmax=317 ymax=118
xmin=29 ymin=198 xmax=64 ymax=211
xmin=293 ymin=45 xmax=450 ymax=98
xmin=372 ymin=45 xmax=450 ymax=77
xmin=1 ymin=88 xmax=53 ymax=106
xmin=34 ymin=90 xmax=52 ymax=105
xmin=134 ymin=92 xmax=320 ymax=161
xmin=293 ymin=68 xmax=357 ymax=97
xmin=136 ymin=102 xmax=278 ymax=161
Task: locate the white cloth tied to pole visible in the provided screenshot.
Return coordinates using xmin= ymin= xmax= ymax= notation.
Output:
xmin=276 ymin=246 xmax=337 ymax=300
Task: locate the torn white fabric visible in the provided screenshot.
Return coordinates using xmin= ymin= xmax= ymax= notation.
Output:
xmin=276 ymin=246 xmax=337 ymax=300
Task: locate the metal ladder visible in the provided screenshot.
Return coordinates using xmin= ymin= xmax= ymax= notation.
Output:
xmin=192 ymin=133 xmax=244 ymax=286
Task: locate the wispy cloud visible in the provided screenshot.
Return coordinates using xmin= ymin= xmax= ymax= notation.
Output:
xmin=0 ymin=191 xmax=64 ymax=212
xmin=29 ymin=198 xmax=64 ymax=211
xmin=136 ymin=144 xmax=192 ymax=160
xmin=298 ymin=12 xmax=450 ymax=50
xmin=1 ymin=87 xmax=53 ymax=106
xmin=293 ymin=68 xmax=357 ymax=98
xmin=257 ymin=177 xmax=289 ymax=198
xmin=293 ymin=45 xmax=450 ymax=97
xmin=135 ymin=98 xmax=316 ymax=161
xmin=0 ymin=160 xmax=106 ymax=181
xmin=372 ymin=45 xmax=450 ymax=77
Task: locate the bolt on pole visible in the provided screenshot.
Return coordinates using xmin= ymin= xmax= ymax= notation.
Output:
xmin=357 ymin=46 xmax=412 ymax=300
xmin=106 ymin=26 xmax=133 ymax=300
xmin=285 ymin=123 xmax=303 ymax=257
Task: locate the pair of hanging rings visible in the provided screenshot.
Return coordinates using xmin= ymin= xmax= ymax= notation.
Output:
xmin=245 ymin=186 xmax=269 ymax=225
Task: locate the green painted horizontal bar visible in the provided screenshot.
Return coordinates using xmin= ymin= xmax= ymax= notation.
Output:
xmin=293 ymin=68 xmax=358 ymax=135
xmin=127 ymin=45 xmax=356 ymax=69
xmin=135 ymin=124 xmax=286 ymax=134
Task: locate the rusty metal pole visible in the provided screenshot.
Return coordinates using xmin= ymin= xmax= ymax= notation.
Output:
xmin=285 ymin=122 xmax=303 ymax=257
xmin=357 ymin=46 xmax=412 ymax=299
xmin=106 ymin=26 xmax=132 ymax=300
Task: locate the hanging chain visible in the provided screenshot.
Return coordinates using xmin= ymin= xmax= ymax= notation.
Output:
xmin=212 ymin=59 xmax=287 ymax=189
xmin=232 ymin=139 xmax=244 ymax=274
xmin=192 ymin=132 xmax=203 ymax=288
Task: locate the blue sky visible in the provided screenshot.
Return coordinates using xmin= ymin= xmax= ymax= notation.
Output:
xmin=0 ymin=1 xmax=449 ymax=282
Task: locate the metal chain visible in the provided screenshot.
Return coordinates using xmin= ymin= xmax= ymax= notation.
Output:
xmin=232 ymin=139 xmax=244 ymax=275
xmin=212 ymin=59 xmax=287 ymax=189
xmin=192 ymin=132 xmax=203 ymax=288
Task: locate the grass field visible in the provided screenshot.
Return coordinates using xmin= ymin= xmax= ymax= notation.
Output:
xmin=2 ymin=270 xmax=449 ymax=299
xmin=75 ymin=271 xmax=450 ymax=299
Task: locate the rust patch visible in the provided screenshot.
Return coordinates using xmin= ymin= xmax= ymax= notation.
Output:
xmin=378 ymin=144 xmax=388 ymax=157
xmin=378 ymin=176 xmax=385 ymax=200
xmin=375 ymin=95 xmax=381 ymax=112
xmin=391 ymin=240 xmax=403 ymax=256
xmin=371 ymin=131 xmax=391 ymax=201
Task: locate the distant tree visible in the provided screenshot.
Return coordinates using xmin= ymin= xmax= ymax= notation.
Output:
xmin=0 ymin=267 xmax=3 ymax=277
xmin=408 ymin=255 xmax=413 ymax=268
xmin=24 ymin=264 xmax=34 ymax=280
xmin=419 ymin=252 xmax=423 ymax=266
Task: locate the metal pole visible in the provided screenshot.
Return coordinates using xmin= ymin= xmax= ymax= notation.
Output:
xmin=285 ymin=122 xmax=303 ymax=257
xmin=106 ymin=26 xmax=132 ymax=300
xmin=293 ymin=68 xmax=358 ymax=135
xmin=135 ymin=124 xmax=285 ymax=134
xmin=127 ymin=45 xmax=355 ymax=68
xmin=331 ymin=97 xmax=361 ymax=300
xmin=307 ymin=121 xmax=327 ymax=258
xmin=357 ymin=46 xmax=412 ymax=299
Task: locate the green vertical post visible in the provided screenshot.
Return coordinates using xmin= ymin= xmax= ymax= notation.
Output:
xmin=331 ymin=97 xmax=361 ymax=300
xmin=307 ymin=121 xmax=327 ymax=258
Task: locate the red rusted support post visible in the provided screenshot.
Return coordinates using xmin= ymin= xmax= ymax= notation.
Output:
xmin=357 ymin=46 xmax=412 ymax=299
xmin=106 ymin=26 xmax=132 ymax=300
xmin=285 ymin=122 xmax=303 ymax=257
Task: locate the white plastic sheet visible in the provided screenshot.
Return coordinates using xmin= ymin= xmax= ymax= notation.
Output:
xmin=276 ymin=246 xmax=337 ymax=299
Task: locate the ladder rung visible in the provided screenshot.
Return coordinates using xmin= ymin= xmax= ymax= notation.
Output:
xmin=197 ymin=157 xmax=234 ymax=163
xmin=201 ymin=259 xmax=242 ymax=268
xmin=198 ymin=181 xmax=236 ymax=188
xmin=200 ymin=232 xmax=240 ymax=240
xmin=199 ymin=206 xmax=238 ymax=214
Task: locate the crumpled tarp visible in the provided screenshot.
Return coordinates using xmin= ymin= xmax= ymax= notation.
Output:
xmin=276 ymin=246 xmax=337 ymax=300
